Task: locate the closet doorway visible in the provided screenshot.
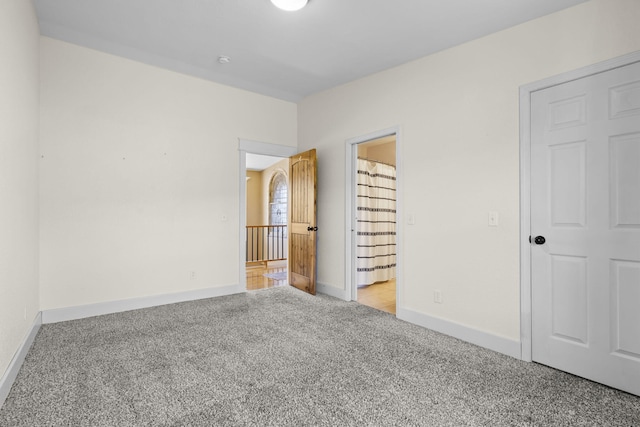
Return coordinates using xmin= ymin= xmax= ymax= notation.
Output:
xmin=347 ymin=129 xmax=399 ymax=315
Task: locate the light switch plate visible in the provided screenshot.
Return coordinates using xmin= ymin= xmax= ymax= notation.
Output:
xmin=488 ymin=211 xmax=499 ymax=227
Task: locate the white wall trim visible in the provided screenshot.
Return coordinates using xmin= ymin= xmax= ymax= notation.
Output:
xmin=238 ymin=139 xmax=297 ymax=158
xmin=397 ymin=307 xmax=521 ymax=359
xmin=0 ymin=312 xmax=42 ymax=409
xmin=41 ymin=284 xmax=243 ymax=324
xmin=238 ymin=139 xmax=297 ymax=290
xmin=519 ymin=50 xmax=640 ymax=362
xmin=344 ymin=126 xmax=402 ymax=304
xmin=316 ymin=281 xmax=349 ymax=301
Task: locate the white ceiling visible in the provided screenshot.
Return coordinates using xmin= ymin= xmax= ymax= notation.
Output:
xmin=246 ymin=153 xmax=284 ymax=171
xmin=34 ymin=0 xmax=588 ymax=102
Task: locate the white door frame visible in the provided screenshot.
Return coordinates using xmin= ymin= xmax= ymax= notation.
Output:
xmin=238 ymin=139 xmax=297 ymax=289
xmin=519 ymin=51 xmax=640 ymax=362
xmin=345 ymin=126 xmax=403 ymax=306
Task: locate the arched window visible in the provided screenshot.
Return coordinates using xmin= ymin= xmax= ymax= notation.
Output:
xmin=269 ymin=172 xmax=287 ymax=225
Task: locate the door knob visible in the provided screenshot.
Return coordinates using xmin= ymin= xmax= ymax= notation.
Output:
xmin=533 ymin=235 xmax=546 ymax=245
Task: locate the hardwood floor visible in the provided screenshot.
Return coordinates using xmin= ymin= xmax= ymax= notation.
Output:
xmin=246 ymin=261 xmax=396 ymax=316
xmin=357 ymin=279 xmax=396 ymax=315
xmin=246 ymin=260 xmax=288 ymax=290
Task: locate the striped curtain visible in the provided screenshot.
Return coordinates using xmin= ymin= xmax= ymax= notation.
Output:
xmin=356 ymin=158 xmax=397 ymax=286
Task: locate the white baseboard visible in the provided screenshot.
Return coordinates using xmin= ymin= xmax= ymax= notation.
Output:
xmin=316 ymin=282 xmax=349 ymax=301
xmin=315 ymin=282 xmax=521 ymax=359
xmin=397 ymin=307 xmax=521 ymax=359
xmin=42 ymin=284 xmax=244 ymax=324
xmin=0 ymin=312 xmax=42 ymax=409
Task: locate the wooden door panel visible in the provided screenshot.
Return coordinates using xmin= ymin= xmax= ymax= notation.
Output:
xmin=289 ymin=149 xmax=317 ymax=295
xmin=291 ymin=223 xmax=310 ymax=235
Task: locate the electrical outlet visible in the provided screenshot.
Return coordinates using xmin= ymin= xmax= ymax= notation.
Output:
xmin=434 ymin=290 xmax=443 ymax=304
xmin=190 ymin=271 xmax=196 ymax=280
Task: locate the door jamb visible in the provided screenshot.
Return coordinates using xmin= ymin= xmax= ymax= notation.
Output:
xmin=238 ymin=139 xmax=297 ymax=290
xmin=345 ymin=126 xmax=402 ymax=307
xmin=519 ymin=51 xmax=640 ymax=362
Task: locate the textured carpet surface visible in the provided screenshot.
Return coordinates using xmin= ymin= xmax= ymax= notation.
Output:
xmin=1 ymin=287 xmax=639 ymax=426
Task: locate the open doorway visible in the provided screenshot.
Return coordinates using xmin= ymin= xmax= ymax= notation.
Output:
xmin=245 ymin=153 xmax=290 ymax=290
xmin=238 ymin=140 xmax=297 ymax=291
xmin=349 ymin=133 xmax=398 ymax=315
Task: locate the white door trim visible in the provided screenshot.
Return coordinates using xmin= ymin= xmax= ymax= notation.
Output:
xmin=519 ymin=50 xmax=640 ymax=362
xmin=345 ymin=126 xmax=402 ymax=307
xmin=238 ymin=139 xmax=297 ymax=289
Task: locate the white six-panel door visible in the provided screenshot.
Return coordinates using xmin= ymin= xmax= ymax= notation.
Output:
xmin=531 ymin=60 xmax=640 ymax=396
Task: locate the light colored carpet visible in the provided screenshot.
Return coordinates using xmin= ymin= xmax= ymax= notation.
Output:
xmin=1 ymin=287 xmax=639 ymax=426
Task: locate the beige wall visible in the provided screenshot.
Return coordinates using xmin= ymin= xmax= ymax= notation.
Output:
xmin=0 ymin=2 xmax=40 ymax=379
xmin=2 ymin=0 xmax=637 ymax=382
xmin=245 ymin=169 xmax=264 ymax=261
xmin=246 ymin=171 xmax=263 ymax=226
xmin=299 ymin=0 xmax=640 ymax=341
xmin=245 ymin=159 xmax=289 ymax=227
xmin=39 ymin=38 xmax=297 ymax=310
xmin=358 ymin=140 xmax=396 ymax=166
xmin=260 ymin=158 xmax=289 ymax=226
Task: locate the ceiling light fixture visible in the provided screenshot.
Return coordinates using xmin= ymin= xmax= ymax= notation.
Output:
xmin=270 ymin=0 xmax=308 ymax=12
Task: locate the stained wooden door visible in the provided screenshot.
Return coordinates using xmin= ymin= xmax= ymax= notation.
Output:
xmin=288 ymin=149 xmax=317 ymax=295
xmin=531 ymin=60 xmax=640 ymax=396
